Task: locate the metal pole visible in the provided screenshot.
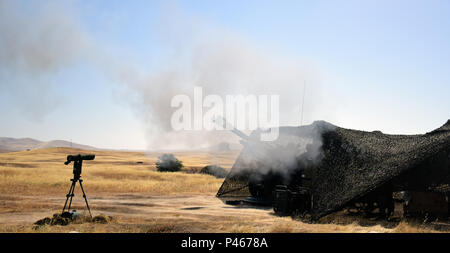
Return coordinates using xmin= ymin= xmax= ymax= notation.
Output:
xmin=300 ymin=80 xmax=306 ymax=126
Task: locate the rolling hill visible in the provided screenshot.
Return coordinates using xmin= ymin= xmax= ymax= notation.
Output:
xmin=0 ymin=137 xmax=98 ymax=153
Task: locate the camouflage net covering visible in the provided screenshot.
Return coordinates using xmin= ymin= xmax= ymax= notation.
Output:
xmin=217 ymin=120 xmax=450 ymax=220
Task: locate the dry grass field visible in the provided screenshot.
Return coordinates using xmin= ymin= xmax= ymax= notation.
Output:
xmin=0 ymin=147 xmax=233 ymax=196
xmin=0 ymin=148 xmax=447 ymax=233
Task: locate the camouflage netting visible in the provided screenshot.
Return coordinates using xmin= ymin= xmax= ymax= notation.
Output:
xmin=217 ymin=120 xmax=450 ymax=220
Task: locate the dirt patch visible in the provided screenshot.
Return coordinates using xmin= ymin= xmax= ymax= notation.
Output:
xmin=118 ymin=202 xmax=156 ymax=207
xmin=116 ymin=194 xmax=150 ymax=200
xmin=1 ymin=194 xmax=449 ymax=233
xmin=93 ymin=205 xmax=141 ymax=214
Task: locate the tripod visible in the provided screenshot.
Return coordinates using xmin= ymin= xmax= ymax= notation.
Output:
xmin=62 ymin=158 xmax=93 ymax=218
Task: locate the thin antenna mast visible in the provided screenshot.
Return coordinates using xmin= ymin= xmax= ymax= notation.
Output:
xmin=300 ymin=80 xmax=306 ymax=126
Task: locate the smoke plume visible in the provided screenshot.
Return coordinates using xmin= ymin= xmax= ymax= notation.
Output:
xmin=0 ymin=1 xmax=325 ymax=151
xmin=236 ymin=121 xmax=335 ymax=181
xmin=117 ymin=12 xmax=324 ymax=150
xmin=0 ymin=1 xmax=93 ymax=121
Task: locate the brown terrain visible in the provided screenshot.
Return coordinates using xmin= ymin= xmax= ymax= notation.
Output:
xmin=0 ymin=147 xmax=447 ymax=233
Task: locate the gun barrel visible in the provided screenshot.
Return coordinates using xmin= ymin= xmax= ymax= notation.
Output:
xmin=214 ymin=116 xmax=250 ymax=140
xmin=231 ymin=128 xmax=250 ymax=140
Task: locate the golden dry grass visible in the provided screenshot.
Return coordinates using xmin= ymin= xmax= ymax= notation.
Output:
xmin=0 ymin=147 xmax=239 ymax=196
xmin=0 ymin=147 xmax=447 ymax=233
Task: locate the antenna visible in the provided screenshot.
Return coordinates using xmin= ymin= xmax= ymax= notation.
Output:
xmin=300 ymin=80 xmax=306 ymax=126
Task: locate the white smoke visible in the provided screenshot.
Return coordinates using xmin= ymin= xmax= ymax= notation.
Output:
xmin=236 ymin=121 xmax=335 ymax=181
xmin=117 ymin=13 xmax=324 ymax=150
xmin=0 ymin=0 xmax=93 ymax=121
xmin=0 ymin=1 xmax=325 ymax=151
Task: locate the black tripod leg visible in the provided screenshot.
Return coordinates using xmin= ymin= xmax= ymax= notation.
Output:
xmin=78 ymin=180 xmax=92 ymax=218
xmin=63 ymin=180 xmax=76 ymax=213
xmin=67 ymin=180 xmax=76 ymax=211
xmin=62 ymin=182 xmax=73 ymax=212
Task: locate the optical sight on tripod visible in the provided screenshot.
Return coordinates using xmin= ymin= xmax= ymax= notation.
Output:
xmin=62 ymin=154 xmax=95 ymax=218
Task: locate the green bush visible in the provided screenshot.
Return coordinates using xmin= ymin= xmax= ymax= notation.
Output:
xmin=156 ymin=154 xmax=183 ymax=172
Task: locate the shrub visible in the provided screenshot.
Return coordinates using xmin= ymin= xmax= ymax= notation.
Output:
xmin=200 ymin=165 xmax=228 ymax=178
xmin=156 ymin=154 xmax=183 ymax=172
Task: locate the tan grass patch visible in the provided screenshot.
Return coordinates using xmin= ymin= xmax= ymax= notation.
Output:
xmin=0 ymin=148 xmax=239 ymax=196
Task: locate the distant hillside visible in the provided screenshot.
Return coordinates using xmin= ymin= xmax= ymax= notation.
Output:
xmin=0 ymin=137 xmax=98 ymax=152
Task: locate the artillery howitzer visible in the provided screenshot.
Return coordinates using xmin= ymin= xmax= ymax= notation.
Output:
xmin=217 ymin=119 xmax=450 ymax=221
xmin=214 ymin=117 xmax=315 ymax=211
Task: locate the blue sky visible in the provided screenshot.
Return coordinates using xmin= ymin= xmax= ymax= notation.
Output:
xmin=0 ymin=0 xmax=449 ymax=149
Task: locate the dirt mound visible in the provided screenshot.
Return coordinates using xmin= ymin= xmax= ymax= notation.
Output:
xmin=34 ymin=213 xmax=113 ymax=227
